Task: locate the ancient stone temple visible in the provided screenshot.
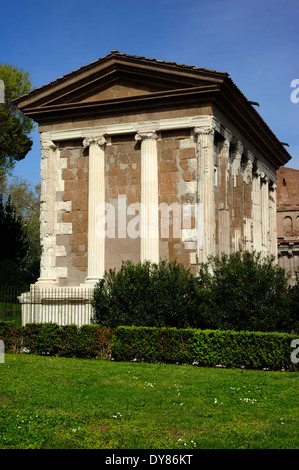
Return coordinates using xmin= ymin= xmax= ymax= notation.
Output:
xmin=15 ymin=51 xmax=291 ymax=325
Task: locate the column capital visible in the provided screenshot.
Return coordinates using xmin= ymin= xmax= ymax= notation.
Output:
xmin=194 ymin=126 xmax=215 ymax=150
xmin=245 ymin=159 xmax=253 ymax=170
xmin=223 ymin=128 xmax=233 ymax=142
xmin=261 ymin=175 xmax=271 ymax=184
xmin=269 ymin=182 xmax=277 ymax=191
xmin=135 ymin=130 xmax=158 ymax=142
xmin=40 ymin=132 xmax=57 ymax=151
xmin=193 ymin=125 xmax=215 ymax=137
xmin=253 ymin=168 xmax=262 ymax=178
xmin=222 ymin=138 xmax=230 ymax=152
xmin=83 ymin=134 xmax=107 ymax=148
xmin=231 ymin=138 xmax=243 ymax=156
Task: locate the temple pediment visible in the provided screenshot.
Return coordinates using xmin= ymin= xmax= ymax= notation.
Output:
xmin=78 ymin=79 xmax=176 ymax=103
xmin=13 ymin=51 xmax=224 ymax=115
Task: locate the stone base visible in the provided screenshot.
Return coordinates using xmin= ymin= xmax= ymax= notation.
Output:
xmin=19 ymin=285 xmax=95 ymax=326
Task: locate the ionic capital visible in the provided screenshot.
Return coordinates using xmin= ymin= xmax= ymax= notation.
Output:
xmin=193 ymin=125 xmax=215 ymax=137
xmin=222 ymin=139 xmax=231 ymax=152
xmin=231 ymin=139 xmax=243 ymax=157
xmin=40 ymin=132 xmax=57 ymax=151
xmin=135 ymin=130 xmax=158 ymax=142
xmin=194 ymin=126 xmax=215 ymax=150
xmin=261 ymin=175 xmax=270 ymax=184
xmin=83 ymin=134 xmax=107 ymax=148
xmin=270 ymin=182 xmax=277 ymax=191
xmin=253 ymin=168 xmax=262 ymax=178
xmin=223 ymin=128 xmax=233 ymax=142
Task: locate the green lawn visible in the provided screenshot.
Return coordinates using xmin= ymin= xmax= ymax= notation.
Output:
xmin=0 ymin=354 xmax=298 ymax=449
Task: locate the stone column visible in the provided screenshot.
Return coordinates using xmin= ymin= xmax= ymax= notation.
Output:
xmin=82 ymin=135 xmax=107 ymax=285
xmin=37 ymin=132 xmax=58 ymax=286
xmin=269 ymin=182 xmax=278 ymax=260
xmin=194 ymin=126 xmax=216 ymax=263
xmin=231 ymin=140 xmax=242 ymax=188
xmin=135 ymin=130 xmax=159 ymax=264
xmin=243 ymin=157 xmax=254 ymax=252
xmin=218 ymin=136 xmax=231 ymax=254
xmin=252 ymin=169 xmax=262 ymax=252
xmin=261 ymin=175 xmax=270 ymax=254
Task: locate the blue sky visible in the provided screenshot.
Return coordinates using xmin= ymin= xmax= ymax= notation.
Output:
xmin=1 ymin=0 xmax=298 ymax=186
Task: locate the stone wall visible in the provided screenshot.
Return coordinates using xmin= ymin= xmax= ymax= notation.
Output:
xmin=105 ymin=134 xmax=141 ymax=272
xmin=277 ymin=166 xmax=299 ymax=239
xmin=158 ymin=129 xmax=197 ymax=274
xmin=276 ymin=167 xmax=299 ymax=284
xmin=57 ymin=140 xmax=88 ymax=286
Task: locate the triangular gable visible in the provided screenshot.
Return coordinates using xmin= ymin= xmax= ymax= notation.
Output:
xmin=14 ymin=51 xmax=226 ymax=110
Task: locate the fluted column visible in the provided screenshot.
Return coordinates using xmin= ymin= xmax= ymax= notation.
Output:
xmin=37 ymin=132 xmax=58 ymax=286
xmin=269 ymin=182 xmax=278 ymax=260
xmin=243 ymin=158 xmax=254 ymax=252
xmin=218 ymin=136 xmax=231 ymax=254
xmin=194 ymin=126 xmax=216 ymax=263
xmin=252 ymin=169 xmax=262 ymax=252
xmin=135 ymin=130 xmax=159 ymax=264
xmin=261 ymin=175 xmax=270 ymax=254
xmin=231 ymin=140 xmax=243 ymax=188
xmin=82 ymin=135 xmax=107 ymax=285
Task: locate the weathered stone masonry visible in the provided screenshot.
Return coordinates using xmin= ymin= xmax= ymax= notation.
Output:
xmin=276 ymin=167 xmax=299 ymax=284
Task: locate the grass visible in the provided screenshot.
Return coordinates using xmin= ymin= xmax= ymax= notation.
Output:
xmin=0 ymin=354 xmax=298 ymax=449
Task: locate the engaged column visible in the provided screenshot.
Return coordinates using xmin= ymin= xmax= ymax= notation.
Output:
xmin=135 ymin=130 xmax=159 ymax=264
xmin=82 ymin=134 xmax=107 ymax=285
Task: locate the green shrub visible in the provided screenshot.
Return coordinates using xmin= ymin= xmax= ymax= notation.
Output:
xmin=23 ymin=323 xmax=60 ymax=355
xmin=111 ymin=326 xmax=299 ymax=371
xmin=91 ymin=260 xmax=205 ymax=329
xmin=91 ymin=254 xmax=297 ymax=333
xmin=56 ymin=324 xmax=114 ymax=359
xmin=56 ymin=324 xmax=79 ymax=357
xmin=197 ymin=252 xmax=294 ymax=333
xmin=78 ymin=324 xmax=114 ymax=359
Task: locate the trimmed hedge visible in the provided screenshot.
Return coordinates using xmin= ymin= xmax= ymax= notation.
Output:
xmin=0 ymin=322 xmax=298 ymax=371
xmin=0 ymin=322 xmax=114 ymax=359
xmin=111 ymin=326 xmax=299 ymax=371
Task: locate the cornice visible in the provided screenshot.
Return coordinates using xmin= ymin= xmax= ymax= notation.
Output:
xmin=18 ymin=85 xmax=219 ymax=121
xmin=214 ymin=80 xmax=291 ymax=168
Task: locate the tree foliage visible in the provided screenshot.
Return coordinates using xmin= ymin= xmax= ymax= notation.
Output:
xmin=0 ymin=175 xmax=41 ymax=266
xmin=0 ymin=64 xmax=35 ymax=176
xmin=0 ymin=193 xmax=29 ymax=264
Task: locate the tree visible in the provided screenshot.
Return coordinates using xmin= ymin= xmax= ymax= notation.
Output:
xmin=0 ymin=176 xmax=41 ymax=267
xmin=0 ymin=64 xmax=35 ymax=176
xmin=0 ymin=194 xmax=29 ymax=264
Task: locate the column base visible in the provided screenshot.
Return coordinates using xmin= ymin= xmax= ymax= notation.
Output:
xmin=19 ymin=285 xmax=94 ymax=326
xmin=35 ymin=277 xmax=59 ymax=287
xmin=80 ymin=278 xmax=101 ymax=288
